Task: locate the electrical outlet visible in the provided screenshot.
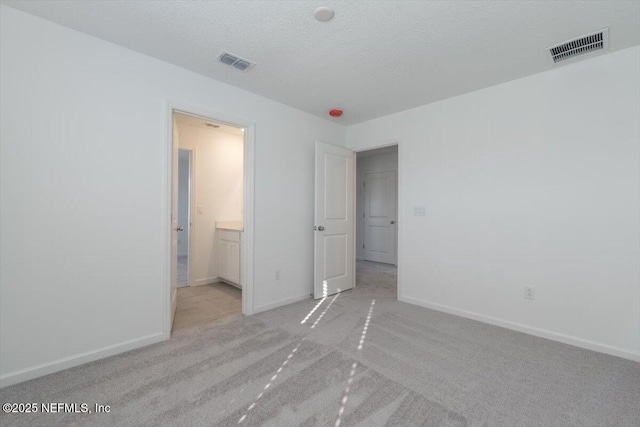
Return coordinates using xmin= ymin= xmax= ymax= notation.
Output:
xmin=275 ymin=269 xmax=281 ymax=280
xmin=414 ymin=206 xmax=426 ymax=216
xmin=524 ymin=286 xmax=536 ymax=300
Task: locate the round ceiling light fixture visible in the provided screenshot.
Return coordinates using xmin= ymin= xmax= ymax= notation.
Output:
xmin=329 ymin=109 xmax=343 ymax=117
xmin=314 ymin=6 xmax=335 ymax=22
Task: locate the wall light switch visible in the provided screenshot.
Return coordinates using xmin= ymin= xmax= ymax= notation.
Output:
xmin=414 ymin=206 xmax=426 ymax=216
xmin=197 ymin=206 xmax=204 ymax=215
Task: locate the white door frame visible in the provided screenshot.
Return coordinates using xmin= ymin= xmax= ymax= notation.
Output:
xmin=163 ymin=101 xmax=255 ymax=339
xmin=353 ymin=140 xmax=402 ymax=300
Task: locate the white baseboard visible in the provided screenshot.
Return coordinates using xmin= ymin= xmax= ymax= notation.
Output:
xmin=253 ymin=293 xmax=311 ymax=314
xmin=219 ymin=279 xmax=242 ymax=290
xmin=399 ymin=296 xmax=640 ymax=362
xmin=0 ymin=332 xmax=165 ymax=388
xmin=193 ymin=276 xmax=220 ymax=286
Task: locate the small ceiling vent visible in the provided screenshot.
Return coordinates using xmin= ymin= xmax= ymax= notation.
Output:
xmin=217 ymin=51 xmax=256 ymax=72
xmin=548 ymin=28 xmax=609 ymax=64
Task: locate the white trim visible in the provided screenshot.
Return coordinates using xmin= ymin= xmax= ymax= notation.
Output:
xmin=220 ymin=279 xmax=243 ymax=290
xmin=0 ymin=333 xmax=164 ymax=389
xmin=242 ymin=121 xmax=255 ymax=315
xmin=164 ymin=100 xmax=256 ymax=340
xmin=194 ymin=276 xmax=221 ymax=286
xmin=163 ymin=103 xmax=174 ymax=339
xmin=253 ymin=294 xmax=312 ymax=314
xmin=352 ymin=154 xmax=357 ymax=290
xmin=397 ymin=140 xmax=403 ymax=299
xmin=399 ymin=296 xmax=640 ymax=362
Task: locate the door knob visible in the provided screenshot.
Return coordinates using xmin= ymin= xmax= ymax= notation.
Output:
xmin=317 ymin=226 xmax=325 ymax=231
xmin=390 ymin=221 xmax=395 ymax=224
xmin=177 ymin=226 xmax=184 ymax=231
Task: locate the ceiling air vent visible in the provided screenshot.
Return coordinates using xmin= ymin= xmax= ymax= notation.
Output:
xmin=217 ymin=51 xmax=256 ymax=72
xmin=548 ymin=28 xmax=609 ymax=64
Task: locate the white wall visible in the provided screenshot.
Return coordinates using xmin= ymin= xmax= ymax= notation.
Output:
xmin=347 ymin=46 xmax=640 ymax=360
xmin=177 ymin=123 xmax=243 ymax=285
xmin=0 ymin=5 xmax=346 ymax=386
xmin=356 ymin=149 xmax=398 ymax=260
xmin=177 ymin=151 xmax=190 ymax=256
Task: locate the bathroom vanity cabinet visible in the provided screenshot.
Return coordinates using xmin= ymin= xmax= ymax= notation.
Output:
xmin=216 ymin=224 xmax=242 ymax=288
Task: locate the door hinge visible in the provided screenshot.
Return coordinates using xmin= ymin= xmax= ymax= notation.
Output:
xmin=363 ymin=244 xmax=365 ymax=249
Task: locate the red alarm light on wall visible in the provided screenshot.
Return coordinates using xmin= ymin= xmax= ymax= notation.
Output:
xmin=329 ymin=109 xmax=343 ymax=117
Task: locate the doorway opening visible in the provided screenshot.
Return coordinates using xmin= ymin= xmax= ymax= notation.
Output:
xmin=167 ymin=108 xmax=254 ymax=336
xmin=354 ymin=145 xmax=398 ymax=298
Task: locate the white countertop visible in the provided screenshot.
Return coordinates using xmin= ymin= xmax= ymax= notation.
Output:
xmin=216 ymin=221 xmax=243 ymax=231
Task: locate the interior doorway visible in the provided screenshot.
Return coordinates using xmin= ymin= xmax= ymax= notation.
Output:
xmin=354 ymin=145 xmax=399 ymax=298
xmin=167 ymin=107 xmax=254 ymax=336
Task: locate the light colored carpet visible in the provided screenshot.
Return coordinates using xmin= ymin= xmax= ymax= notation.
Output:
xmin=1 ymin=264 xmax=638 ymax=427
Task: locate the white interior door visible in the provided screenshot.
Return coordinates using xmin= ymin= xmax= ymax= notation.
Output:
xmin=170 ymin=116 xmax=180 ymax=329
xmin=314 ymin=142 xmax=355 ymax=299
xmin=364 ymin=170 xmax=397 ymax=264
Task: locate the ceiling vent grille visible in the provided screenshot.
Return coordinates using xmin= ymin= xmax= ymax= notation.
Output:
xmin=548 ymin=28 xmax=609 ymax=64
xmin=217 ymin=51 xmax=256 ymax=72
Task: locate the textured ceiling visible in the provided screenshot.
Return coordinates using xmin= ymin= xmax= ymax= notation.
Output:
xmin=3 ymin=1 xmax=639 ymax=125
